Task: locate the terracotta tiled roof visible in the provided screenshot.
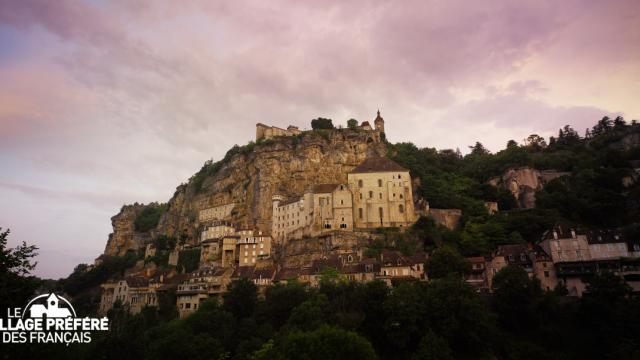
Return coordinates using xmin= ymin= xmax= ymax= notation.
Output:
xmin=350 ymin=156 xmax=408 ymax=174
xmin=274 ymin=267 xmax=303 ymax=281
xmin=252 ymin=268 xmax=276 ymax=280
xmin=125 ymin=276 xmax=149 ymax=288
xmin=495 ymin=244 xmax=532 ymax=265
xmin=312 ymin=184 xmax=341 ymax=193
xmin=232 ymin=266 xmax=255 ymax=279
xmin=465 ymin=256 xmax=486 ymax=264
xmin=278 ymin=197 xmax=302 ymax=207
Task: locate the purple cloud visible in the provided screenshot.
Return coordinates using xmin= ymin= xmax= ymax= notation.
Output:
xmin=0 ymin=0 xmax=638 ymax=278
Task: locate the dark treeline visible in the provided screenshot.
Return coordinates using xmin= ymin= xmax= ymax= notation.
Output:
xmin=8 ymin=269 xmax=640 ymax=360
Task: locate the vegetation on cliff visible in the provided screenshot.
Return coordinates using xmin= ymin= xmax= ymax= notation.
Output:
xmin=387 ymin=117 xmax=639 ymax=256
xmin=134 ymin=203 xmax=168 ymax=232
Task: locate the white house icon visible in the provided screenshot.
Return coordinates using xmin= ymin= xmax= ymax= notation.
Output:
xmin=29 ymin=294 xmax=73 ymax=318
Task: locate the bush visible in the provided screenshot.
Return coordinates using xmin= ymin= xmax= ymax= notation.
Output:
xmin=311 ymin=118 xmax=334 ymax=130
xmin=134 ymin=204 xmax=167 ymax=232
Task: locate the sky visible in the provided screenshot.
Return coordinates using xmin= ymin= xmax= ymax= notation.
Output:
xmin=0 ymin=0 xmax=639 ymax=279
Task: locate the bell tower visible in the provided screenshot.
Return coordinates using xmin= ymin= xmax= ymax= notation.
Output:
xmin=374 ymin=109 xmax=385 ymax=133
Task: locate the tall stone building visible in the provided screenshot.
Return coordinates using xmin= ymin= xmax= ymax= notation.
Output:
xmin=348 ymin=156 xmax=415 ymax=228
xmin=271 ymin=155 xmax=416 ymax=242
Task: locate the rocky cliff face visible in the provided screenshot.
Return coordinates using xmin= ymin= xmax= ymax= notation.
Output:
xmin=103 ymin=129 xmax=387 ymax=256
xmin=104 ymin=204 xmax=154 ymax=256
xmin=488 ymin=167 xmax=570 ymax=209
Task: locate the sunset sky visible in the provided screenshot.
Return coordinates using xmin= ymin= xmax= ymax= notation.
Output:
xmin=1 ymin=0 xmax=639 ymax=278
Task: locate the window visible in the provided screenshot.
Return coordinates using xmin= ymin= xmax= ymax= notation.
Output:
xmin=359 ymin=193 xmax=363 ymax=200
xmin=398 ymin=174 xmax=401 ymax=179
xmin=399 ymin=204 xmax=404 ymax=213
xmin=399 ymin=194 xmax=403 ymax=199
xmin=340 ymin=200 xmax=344 ymax=205
xmin=369 ymin=191 xmax=373 ymax=198
xmin=379 ymin=193 xmax=382 ymax=199
xmin=358 ymin=180 xmax=363 ymax=187
xmin=358 ymin=208 xmax=363 ymax=219
xmin=378 ymin=179 xmax=382 ymax=187
xmin=378 ymin=207 xmax=383 ymax=219
xmin=544 ymin=271 xmax=550 ymax=278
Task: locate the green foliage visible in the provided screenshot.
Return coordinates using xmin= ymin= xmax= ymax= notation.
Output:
xmin=311 ymin=117 xmax=334 ymax=130
xmin=0 ymin=227 xmax=41 ymax=311
xmin=426 ymin=246 xmax=470 ymax=279
xmin=62 ymin=252 xmax=139 ymax=296
xmin=272 ymin=326 xmax=377 ymax=360
xmin=144 ymin=250 xmax=170 ymax=268
xmin=492 ymin=265 xmax=543 ymax=331
xmin=177 ymin=248 xmax=201 ymax=273
xmin=152 ymin=235 xmax=176 ymax=250
xmin=191 ymin=141 xmax=259 ymax=193
xmin=134 ymin=203 xmax=167 ymax=232
xmin=411 ymin=330 xmax=454 ymax=360
xmin=26 ymin=268 xmax=640 ymax=360
xmin=223 ymin=278 xmax=259 ymax=319
xmin=347 ymin=119 xmax=358 ymax=129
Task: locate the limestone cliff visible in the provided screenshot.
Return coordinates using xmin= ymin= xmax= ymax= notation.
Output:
xmin=104 ymin=129 xmax=387 ymax=256
xmin=104 ymin=204 xmax=154 ymax=256
xmin=488 ymin=167 xmax=570 ymax=209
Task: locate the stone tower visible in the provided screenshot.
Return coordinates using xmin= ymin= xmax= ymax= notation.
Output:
xmin=374 ymin=110 xmax=385 ymax=133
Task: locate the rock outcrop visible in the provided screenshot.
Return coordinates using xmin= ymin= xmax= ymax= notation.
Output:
xmin=104 ymin=129 xmax=387 ymax=256
xmin=488 ymin=167 xmax=570 ymax=209
xmin=104 ymin=204 xmax=154 ymax=256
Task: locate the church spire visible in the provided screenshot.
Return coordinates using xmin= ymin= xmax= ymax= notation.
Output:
xmin=374 ymin=109 xmax=384 ymax=133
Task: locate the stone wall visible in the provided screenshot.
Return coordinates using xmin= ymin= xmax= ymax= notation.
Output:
xmin=488 ymin=167 xmax=570 ymax=209
xmin=429 ymin=209 xmax=462 ymax=230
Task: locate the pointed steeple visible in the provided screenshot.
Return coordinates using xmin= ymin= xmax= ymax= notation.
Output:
xmin=374 ymin=109 xmax=385 ymax=133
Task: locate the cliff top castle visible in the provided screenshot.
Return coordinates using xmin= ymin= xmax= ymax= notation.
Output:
xmin=256 ymin=110 xmax=385 ymax=141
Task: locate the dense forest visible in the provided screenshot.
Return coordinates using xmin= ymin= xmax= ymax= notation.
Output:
xmin=387 ymin=116 xmax=640 ymax=257
xmin=2 ymin=116 xmax=640 ymax=359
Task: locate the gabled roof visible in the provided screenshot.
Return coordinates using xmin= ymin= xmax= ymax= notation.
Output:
xmin=125 ymin=276 xmax=149 ymax=288
xmin=541 ymin=224 xmax=581 ymax=240
xmin=349 ymin=156 xmax=408 ymax=174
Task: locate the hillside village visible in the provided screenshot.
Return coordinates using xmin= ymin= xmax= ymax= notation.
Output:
xmin=93 ymin=112 xmax=640 ymax=318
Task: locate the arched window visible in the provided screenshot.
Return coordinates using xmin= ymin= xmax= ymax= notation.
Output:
xmin=358 ymin=180 xmax=363 ymax=188
xmin=399 ymin=204 xmax=404 ymax=213
xmin=378 ymin=207 xmax=383 ymax=218
xmin=369 ymin=191 xmax=373 ymax=198
xmin=378 ymin=179 xmax=382 ymax=187
xmin=358 ymin=208 xmax=363 ymax=219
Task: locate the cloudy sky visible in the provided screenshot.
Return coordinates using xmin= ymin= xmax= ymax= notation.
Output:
xmin=1 ymin=0 xmax=638 ymax=279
